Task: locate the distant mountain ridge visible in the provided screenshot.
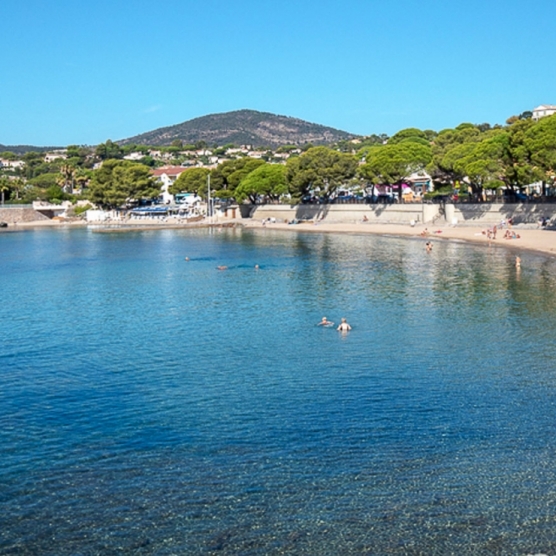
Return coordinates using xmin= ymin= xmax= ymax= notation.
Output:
xmin=119 ymin=109 xmax=359 ymax=147
xmin=0 ymin=144 xmax=60 ymax=154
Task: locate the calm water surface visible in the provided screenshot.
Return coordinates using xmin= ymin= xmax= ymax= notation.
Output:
xmin=1 ymin=227 xmax=556 ymax=555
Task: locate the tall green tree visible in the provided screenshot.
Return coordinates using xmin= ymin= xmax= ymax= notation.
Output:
xmin=88 ymin=160 xmax=159 ymax=208
xmin=503 ymin=118 xmax=541 ymax=192
xmin=28 ymin=172 xmax=60 ymax=189
xmin=451 ymin=132 xmax=509 ymax=198
xmin=234 ymin=164 xmax=288 ymax=203
xmin=170 ymin=168 xmax=210 ymax=198
xmin=95 ymin=140 xmax=124 ymax=161
xmin=359 ymin=142 xmax=432 ymax=200
xmin=524 ymin=114 xmax=556 ymax=193
xmin=210 ymin=157 xmax=265 ymax=198
xmin=285 ymin=147 xmax=358 ymax=202
xmin=427 ymin=124 xmax=482 ymax=189
xmin=388 ymin=127 xmax=428 ymax=144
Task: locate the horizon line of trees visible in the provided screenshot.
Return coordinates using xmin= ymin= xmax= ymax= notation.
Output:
xmin=2 ymin=112 xmax=556 ymax=207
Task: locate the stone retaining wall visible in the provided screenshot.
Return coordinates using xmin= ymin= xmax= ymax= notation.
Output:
xmin=241 ymin=203 xmax=556 ymax=227
xmin=448 ymin=203 xmax=552 ymax=226
xmin=244 ymin=203 xmax=424 ymax=224
xmin=0 ymin=207 xmax=50 ymax=223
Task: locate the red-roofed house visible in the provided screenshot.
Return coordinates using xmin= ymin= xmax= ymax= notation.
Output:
xmin=151 ymin=166 xmax=186 ymax=203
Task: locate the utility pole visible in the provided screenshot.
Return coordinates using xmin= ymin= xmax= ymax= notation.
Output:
xmin=207 ymin=173 xmax=211 ymax=221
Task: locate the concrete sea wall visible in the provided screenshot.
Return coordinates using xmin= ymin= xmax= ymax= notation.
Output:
xmin=240 ymin=203 xmax=556 ymax=227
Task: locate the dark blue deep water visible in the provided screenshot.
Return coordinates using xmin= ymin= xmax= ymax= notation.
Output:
xmin=2 ymin=227 xmax=556 ymax=555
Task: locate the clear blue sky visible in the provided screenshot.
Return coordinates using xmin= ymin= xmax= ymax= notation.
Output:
xmin=1 ymin=0 xmax=555 ymax=146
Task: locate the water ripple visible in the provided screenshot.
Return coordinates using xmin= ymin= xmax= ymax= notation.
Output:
xmin=2 ymin=228 xmax=556 ymax=554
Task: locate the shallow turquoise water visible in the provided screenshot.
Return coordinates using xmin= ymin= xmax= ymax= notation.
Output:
xmin=2 ymin=227 xmax=556 ymax=554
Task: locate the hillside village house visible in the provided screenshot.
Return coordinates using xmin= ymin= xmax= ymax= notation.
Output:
xmin=123 ymin=152 xmax=144 ymax=161
xmin=532 ymin=105 xmax=556 ymax=120
xmin=151 ymin=166 xmax=185 ymax=203
xmin=44 ymin=151 xmax=67 ymax=163
xmin=0 ymin=159 xmax=25 ymax=170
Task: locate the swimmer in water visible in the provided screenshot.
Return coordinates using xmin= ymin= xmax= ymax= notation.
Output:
xmin=217 ymin=265 xmax=228 ymax=270
xmin=337 ymin=318 xmax=352 ymax=332
xmin=318 ymin=317 xmax=334 ymax=326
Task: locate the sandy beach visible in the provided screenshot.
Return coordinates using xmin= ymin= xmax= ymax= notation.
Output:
xmin=244 ymin=219 xmax=556 ymax=258
xmin=4 ymin=217 xmax=556 ymax=258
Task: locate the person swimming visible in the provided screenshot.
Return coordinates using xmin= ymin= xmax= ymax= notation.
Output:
xmin=337 ymin=318 xmax=352 ymax=332
xmin=318 ymin=317 xmax=334 ymax=326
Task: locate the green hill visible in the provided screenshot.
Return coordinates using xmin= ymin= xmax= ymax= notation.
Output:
xmin=119 ymin=109 xmax=359 ymax=147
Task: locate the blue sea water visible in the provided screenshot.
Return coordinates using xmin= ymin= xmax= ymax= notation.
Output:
xmin=2 ymin=226 xmax=556 ymax=555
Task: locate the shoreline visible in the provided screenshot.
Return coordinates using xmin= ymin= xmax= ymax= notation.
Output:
xmin=3 ymin=217 xmax=555 ymax=258
xmin=243 ymin=220 xmax=556 ymax=258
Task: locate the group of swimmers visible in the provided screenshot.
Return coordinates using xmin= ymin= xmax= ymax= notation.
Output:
xmin=318 ymin=317 xmax=352 ymax=331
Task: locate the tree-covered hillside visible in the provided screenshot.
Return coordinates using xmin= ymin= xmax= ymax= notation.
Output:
xmin=0 ymin=144 xmax=60 ymax=155
xmin=118 ymin=109 xmax=359 ymax=147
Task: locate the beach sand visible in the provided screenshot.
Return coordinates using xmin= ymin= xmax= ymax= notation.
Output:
xmin=244 ymin=220 xmax=556 ymax=258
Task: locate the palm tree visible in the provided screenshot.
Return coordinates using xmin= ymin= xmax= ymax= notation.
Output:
xmin=0 ymin=177 xmax=11 ymax=205
xmin=10 ymin=178 xmax=25 ymax=201
xmin=59 ymin=164 xmax=76 ymax=194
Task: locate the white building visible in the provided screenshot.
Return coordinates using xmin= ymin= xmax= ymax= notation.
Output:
xmin=532 ymin=105 xmax=556 ymax=121
xmin=0 ymin=159 xmax=25 ymax=169
xmin=44 ymin=151 xmax=67 ymax=163
xmin=151 ymin=166 xmax=186 ymax=203
xmin=123 ymin=152 xmax=144 ymax=161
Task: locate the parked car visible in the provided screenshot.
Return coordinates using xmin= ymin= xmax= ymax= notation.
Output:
xmin=503 ymin=190 xmax=529 ymax=203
